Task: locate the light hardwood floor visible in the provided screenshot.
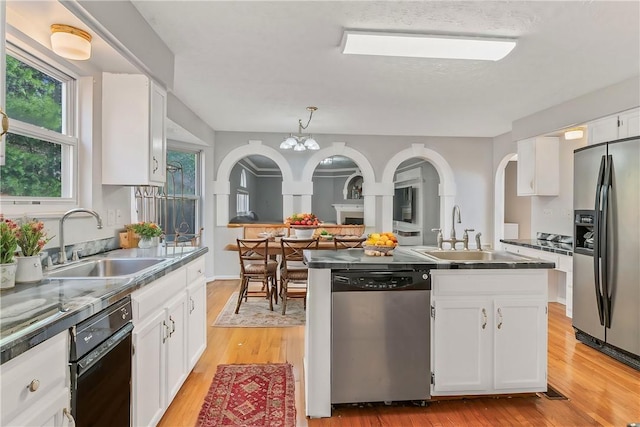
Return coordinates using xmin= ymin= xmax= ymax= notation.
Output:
xmin=158 ymin=280 xmax=640 ymax=427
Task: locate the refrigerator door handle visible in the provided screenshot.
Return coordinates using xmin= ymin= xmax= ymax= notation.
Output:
xmin=601 ymin=155 xmax=613 ymax=328
xmin=593 ymin=154 xmax=606 ymax=326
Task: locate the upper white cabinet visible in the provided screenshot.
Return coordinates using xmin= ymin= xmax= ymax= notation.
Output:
xmin=587 ymin=107 xmax=640 ymax=145
xmin=517 ymin=137 xmax=559 ymax=196
xmin=102 ymin=73 xmax=167 ymax=186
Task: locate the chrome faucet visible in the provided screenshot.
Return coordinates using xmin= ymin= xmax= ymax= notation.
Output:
xmin=59 ymin=208 xmax=103 ymax=264
xmin=450 ymin=205 xmax=461 ymax=240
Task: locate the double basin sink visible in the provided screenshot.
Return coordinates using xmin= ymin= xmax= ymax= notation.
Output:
xmin=46 ymin=257 xmax=170 ymax=279
xmin=413 ymin=249 xmax=533 ymax=263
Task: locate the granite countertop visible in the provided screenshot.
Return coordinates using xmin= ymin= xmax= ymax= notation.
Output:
xmin=304 ymin=246 xmax=556 ymax=270
xmin=0 ymin=245 xmax=208 ymax=364
xmin=500 ymin=239 xmax=573 ymax=256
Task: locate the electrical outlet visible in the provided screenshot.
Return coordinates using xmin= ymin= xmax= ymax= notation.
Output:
xmin=107 ymin=209 xmax=115 ymax=226
xmin=543 ymin=208 xmax=553 ymax=217
xmin=115 ymin=209 xmax=123 ymax=224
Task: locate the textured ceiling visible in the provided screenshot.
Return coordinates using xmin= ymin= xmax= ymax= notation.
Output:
xmin=133 ymin=1 xmax=640 ymax=138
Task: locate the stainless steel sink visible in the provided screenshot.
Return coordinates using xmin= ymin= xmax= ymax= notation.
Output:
xmin=414 ymin=249 xmax=532 ymax=262
xmin=47 ymin=258 xmax=168 ymax=279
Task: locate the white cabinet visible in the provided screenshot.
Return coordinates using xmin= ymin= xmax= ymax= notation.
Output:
xmin=517 ymin=137 xmax=559 ymax=196
xmin=186 ymin=258 xmax=207 ymax=370
xmin=1 ymin=331 xmax=72 ymax=427
xmin=431 ymin=270 xmax=548 ymax=396
xmin=102 ymin=72 xmax=167 ymax=186
xmin=130 ymin=256 xmax=206 ymax=427
xmin=131 ymin=267 xmax=188 ymax=427
xmin=587 ymin=107 xmax=640 ymax=145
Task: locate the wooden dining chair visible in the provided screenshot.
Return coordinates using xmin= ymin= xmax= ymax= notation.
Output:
xmin=235 ymin=238 xmax=278 ymax=313
xmin=334 ymin=236 xmax=366 ymax=249
xmin=279 ymin=237 xmax=319 ymax=315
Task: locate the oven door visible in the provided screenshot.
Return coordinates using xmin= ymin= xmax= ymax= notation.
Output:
xmin=71 ymin=322 xmax=133 ymax=427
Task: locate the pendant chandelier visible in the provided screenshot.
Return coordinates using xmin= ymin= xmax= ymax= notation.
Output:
xmin=279 ymin=106 xmax=320 ymax=151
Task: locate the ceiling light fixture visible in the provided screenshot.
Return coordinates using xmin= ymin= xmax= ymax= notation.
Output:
xmin=564 ymin=128 xmax=585 ymax=140
xmin=280 ymin=106 xmax=320 ymax=151
xmin=50 ymin=24 xmax=92 ymax=61
xmin=341 ymin=30 xmax=517 ymax=61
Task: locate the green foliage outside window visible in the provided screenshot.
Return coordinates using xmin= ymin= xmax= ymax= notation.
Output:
xmin=0 ymin=55 xmax=65 ymax=197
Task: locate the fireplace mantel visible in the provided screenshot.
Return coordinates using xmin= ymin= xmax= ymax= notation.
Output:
xmin=332 ymin=204 xmax=364 ymax=225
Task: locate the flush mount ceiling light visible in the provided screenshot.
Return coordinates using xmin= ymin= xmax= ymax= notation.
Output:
xmin=341 ymin=30 xmax=517 ymax=61
xmin=280 ymin=106 xmax=320 ymax=151
xmin=564 ymin=128 xmax=585 ymax=140
xmin=50 ymin=24 xmax=92 ymax=60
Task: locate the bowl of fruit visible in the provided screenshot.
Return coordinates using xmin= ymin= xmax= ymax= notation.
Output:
xmin=363 ymin=232 xmax=398 ymax=256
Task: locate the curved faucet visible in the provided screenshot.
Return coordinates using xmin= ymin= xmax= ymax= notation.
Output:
xmin=451 ymin=205 xmax=461 ymax=240
xmin=59 ymin=208 xmax=103 ymax=264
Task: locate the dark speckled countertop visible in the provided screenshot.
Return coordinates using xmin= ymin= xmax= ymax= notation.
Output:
xmin=0 ymin=246 xmax=208 ymax=364
xmin=304 ymin=247 xmax=556 ymax=270
xmin=500 ymin=239 xmax=573 ymax=256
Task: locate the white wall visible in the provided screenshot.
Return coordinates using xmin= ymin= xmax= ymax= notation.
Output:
xmin=504 ymin=161 xmax=531 ymax=239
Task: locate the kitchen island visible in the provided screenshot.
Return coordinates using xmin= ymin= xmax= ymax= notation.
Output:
xmin=303 ymin=247 xmax=555 ymax=418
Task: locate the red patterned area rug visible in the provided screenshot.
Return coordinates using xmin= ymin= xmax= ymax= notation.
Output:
xmin=196 ymin=363 xmax=296 ymax=427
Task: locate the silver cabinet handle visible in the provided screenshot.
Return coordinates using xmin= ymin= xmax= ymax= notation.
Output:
xmin=169 ymin=316 xmax=176 ymax=336
xmin=481 ymin=308 xmax=487 ymax=329
xmin=28 ymin=379 xmax=40 ymax=392
xmin=497 ymin=308 xmax=503 ymax=330
xmin=153 ymin=156 xmax=159 ymax=173
xmin=63 ymin=408 xmax=75 ymax=426
xmin=190 ymin=297 xmax=195 ymax=314
xmin=0 ymin=107 xmax=9 ymax=137
xmin=162 ymin=320 xmax=169 ymax=343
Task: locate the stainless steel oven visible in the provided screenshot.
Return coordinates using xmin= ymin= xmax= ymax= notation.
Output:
xmin=69 ymin=297 xmax=133 ymax=426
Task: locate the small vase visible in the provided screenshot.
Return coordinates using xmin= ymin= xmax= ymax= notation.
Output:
xmin=138 ymin=237 xmax=153 ymax=249
xmin=0 ymin=261 xmax=18 ymax=290
xmin=15 ymin=255 xmax=43 ymax=284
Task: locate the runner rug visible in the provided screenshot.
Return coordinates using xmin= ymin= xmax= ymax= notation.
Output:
xmin=213 ymin=292 xmax=305 ymax=327
xmin=196 ymin=363 xmax=296 ymax=427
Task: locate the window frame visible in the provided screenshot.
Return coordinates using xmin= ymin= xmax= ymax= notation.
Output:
xmin=1 ymin=38 xmax=79 ymax=210
xmin=163 ymin=145 xmax=203 ymax=240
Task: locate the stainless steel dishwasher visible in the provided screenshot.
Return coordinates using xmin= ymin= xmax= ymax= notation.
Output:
xmin=331 ymin=269 xmax=431 ymax=404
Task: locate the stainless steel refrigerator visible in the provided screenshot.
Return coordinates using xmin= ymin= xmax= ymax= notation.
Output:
xmin=573 ymin=136 xmax=640 ymax=370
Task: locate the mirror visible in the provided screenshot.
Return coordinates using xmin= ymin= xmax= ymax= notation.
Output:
xmin=228 ymin=155 xmax=283 ymax=223
xmin=312 ymin=155 xmax=363 ymax=224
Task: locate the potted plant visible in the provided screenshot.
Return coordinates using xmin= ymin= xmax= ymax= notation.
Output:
xmin=14 ymin=218 xmax=52 ymax=283
xmin=129 ymin=222 xmax=163 ymax=248
xmin=0 ymin=217 xmax=19 ymax=289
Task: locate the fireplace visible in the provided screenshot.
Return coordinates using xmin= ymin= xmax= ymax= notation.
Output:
xmin=332 ymin=204 xmax=364 ymax=225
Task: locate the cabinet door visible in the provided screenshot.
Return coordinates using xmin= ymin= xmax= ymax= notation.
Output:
xmin=516 ymin=138 xmax=536 ymax=195
xmin=132 ymin=310 xmax=167 ymax=427
xmin=6 ymin=388 xmax=71 ymax=427
xmin=432 ymin=298 xmax=491 ymax=394
xmin=493 ymin=298 xmax=547 ymax=392
xmin=166 ymin=293 xmax=188 ymax=403
xmin=618 ymin=108 xmax=640 ymax=139
xmin=588 ymin=115 xmax=619 ymax=145
xmin=187 ymin=277 xmax=207 ymax=370
xmin=149 ymin=81 xmax=166 ymax=184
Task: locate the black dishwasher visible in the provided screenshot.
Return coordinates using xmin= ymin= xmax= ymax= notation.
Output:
xmin=331 ymin=270 xmax=431 ymax=404
xmin=69 ymin=296 xmax=133 ymax=426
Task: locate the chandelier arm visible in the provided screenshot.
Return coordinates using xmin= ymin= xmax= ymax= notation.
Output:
xmin=299 ymin=107 xmax=315 ymax=131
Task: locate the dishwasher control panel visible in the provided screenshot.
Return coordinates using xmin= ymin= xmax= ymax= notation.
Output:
xmin=332 ymin=270 xmax=431 ymax=291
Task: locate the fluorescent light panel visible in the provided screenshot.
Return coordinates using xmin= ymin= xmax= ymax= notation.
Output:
xmin=342 ymin=31 xmax=517 ymax=61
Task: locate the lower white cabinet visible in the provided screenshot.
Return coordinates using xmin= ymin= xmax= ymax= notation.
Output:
xmin=0 ymin=331 xmax=72 ymax=427
xmin=431 ymin=270 xmax=548 ymax=396
xmin=187 ymin=276 xmax=207 ymax=370
xmin=131 ymin=256 xmax=206 ymax=427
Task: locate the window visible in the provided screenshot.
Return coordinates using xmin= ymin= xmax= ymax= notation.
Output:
xmin=161 ymin=148 xmax=201 ymax=244
xmin=0 ymin=44 xmax=78 ymax=203
xmin=236 ymin=168 xmax=249 ymax=215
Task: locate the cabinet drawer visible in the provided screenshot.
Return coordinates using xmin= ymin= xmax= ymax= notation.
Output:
xmin=1 ymin=332 xmax=68 ymax=424
xmin=432 ymin=270 xmax=548 ymax=296
xmin=186 ymin=257 xmax=205 ymax=284
xmin=132 ymin=267 xmax=187 ymax=323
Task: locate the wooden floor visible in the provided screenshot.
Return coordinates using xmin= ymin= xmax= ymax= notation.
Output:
xmin=159 ymin=280 xmax=640 ymax=427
